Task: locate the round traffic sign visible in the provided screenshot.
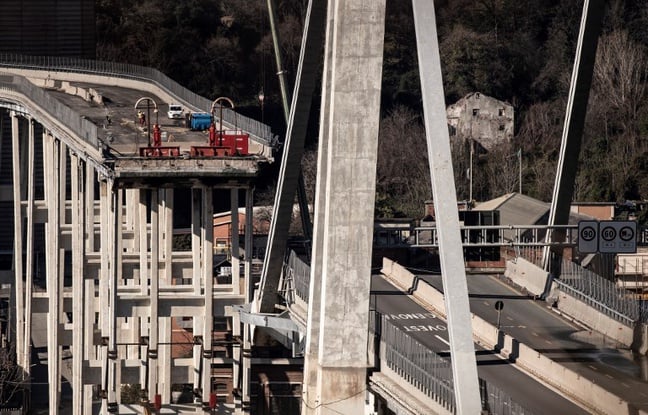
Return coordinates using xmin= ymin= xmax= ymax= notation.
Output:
xmin=580 ymin=226 xmax=596 ymax=241
xmin=619 ymin=226 xmax=635 ymax=241
xmin=495 ymin=300 xmax=504 ymax=311
xmin=601 ymin=226 xmax=616 ymax=241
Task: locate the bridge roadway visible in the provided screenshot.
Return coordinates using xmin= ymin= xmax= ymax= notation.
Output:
xmin=419 ymin=273 xmax=648 ymax=412
xmin=371 ymin=275 xmax=590 ymax=415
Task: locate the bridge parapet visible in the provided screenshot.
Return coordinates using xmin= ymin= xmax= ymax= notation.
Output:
xmin=0 ymin=53 xmax=275 ymax=146
xmin=0 ymin=73 xmax=98 ymax=149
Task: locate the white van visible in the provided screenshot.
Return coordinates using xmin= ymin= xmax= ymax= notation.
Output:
xmin=167 ymin=104 xmax=184 ymax=119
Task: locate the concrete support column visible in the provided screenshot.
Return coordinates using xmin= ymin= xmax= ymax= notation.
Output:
xmin=108 ymin=186 xmax=121 ymax=408
xmin=543 ymin=0 xmax=605 ymax=271
xmin=10 ymin=112 xmax=25 ymax=371
xmin=162 ymin=189 xmax=174 ymax=285
xmin=302 ymin=0 xmax=385 ymax=414
xmin=44 ymin=133 xmax=62 ymax=414
xmin=71 ymin=153 xmax=86 ymax=415
xmin=244 ymin=188 xmax=254 ymax=301
xmin=411 ymin=1 xmax=482 ymax=411
xmin=231 ymin=189 xmax=240 ymax=294
xmin=241 ymin=321 xmax=251 ymax=411
xmin=125 ymin=189 xmax=139 ymax=248
xmin=303 ymin=1 xmax=386 ymax=413
xmin=191 ymin=188 xmax=203 ymax=397
xmin=158 ymin=317 xmax=171 ymax=404
xmin=99 ymin=181 xmax=109 ymax=414
xmin=85 ymin=164 xmax=95 ymax=253
xmin=148 ymin=190 xmax=160 ymax=402
xmin=139 ymin=189 xmax=148 ymax=295
xmin=201 ymin=186 xmax=214 ymax=412
xmin=303 ymin=0 xmax=335 ymax=409
xmin=231 ymin=310 xmax=242 ymax=412
xmin=23 ymin=119 xmax=35 ymax=384
xmin=192 ymin=188 xmax=202 ymax=295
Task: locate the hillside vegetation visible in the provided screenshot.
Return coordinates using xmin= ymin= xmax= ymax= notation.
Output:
xmin=96 ymin=0 xmax=648 ymax=218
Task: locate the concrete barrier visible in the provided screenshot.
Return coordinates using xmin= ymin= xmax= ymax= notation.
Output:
xmin=504 ymin=257 xmax=551 ymax=296
xmin=556 ymin=289 xmax=634 ymax=347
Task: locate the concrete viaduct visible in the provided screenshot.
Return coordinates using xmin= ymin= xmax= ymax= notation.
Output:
xmin=2 ymin=0 xmax=646 ymax=414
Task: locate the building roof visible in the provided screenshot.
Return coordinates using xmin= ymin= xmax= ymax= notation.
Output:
xmin=474 ymin=192 xmax=595 ymax=241
xmin=474 ymin=193 xmax=549 ymax=226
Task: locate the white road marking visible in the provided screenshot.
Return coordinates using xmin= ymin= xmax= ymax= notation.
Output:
xmin=605 ymin=374 xmax=614 ymax=380
xmin=506 ymin=316 xmax=513 ymax=321
xmin=621 ymin=382 xmax=630 ymax=388
xmin=588 ymin=365 xmax=598 ymax=371
xmin=435 ymin=335 xmax=450 ymax=347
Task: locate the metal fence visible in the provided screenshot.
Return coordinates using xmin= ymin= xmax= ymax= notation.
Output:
xmin=369 ymin=312 xmax=535 ymax=415
xmin=283 ymin=250 xmax=310 ymax=304
xmin=0 ymin=53 xmax=274 ymax=145
xmin=517 ymin=247 xmax=643 ymax=325
xmin=0 ymin=74 xmax=99 ymax=148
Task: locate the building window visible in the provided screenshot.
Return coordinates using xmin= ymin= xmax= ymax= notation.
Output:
xmin=499 ymin=108 xmax=505 ymax=116
xmin=498 ymin=124 xmax=505 ymax=131
xmin=472 ymin=109 xmax=479 ymax=116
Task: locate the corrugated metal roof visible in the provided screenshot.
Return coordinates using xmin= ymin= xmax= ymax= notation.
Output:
xmin=475 ymin=193 xmax=548 ymax=226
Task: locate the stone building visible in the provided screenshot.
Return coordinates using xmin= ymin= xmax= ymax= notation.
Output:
xmin=447 ymin=92 xmax=514 ymax=151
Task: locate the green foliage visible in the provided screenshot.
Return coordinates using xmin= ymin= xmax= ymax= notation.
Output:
xmin=96 ymin=0 xmax=648 ymax=215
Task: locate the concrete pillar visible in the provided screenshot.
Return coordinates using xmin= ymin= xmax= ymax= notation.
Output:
xmin=192 ymin=188 xmax=202 ymax=295
xmin=162 ymin=189 xmax=174 ymax=285
xmin=231 ymin=189 xmax=240 ymax=294
xmin=99 ymin=181 xmax=114 ymax=414
xmin=108 ymin=185 xmax=120 ymax=407
xmin=244 ymin=188 xmax=254 ymax=301
xmin=201 ymin=186 xmax=214 ymax=413
xmin=303 ymin=0 xmax=335 ymax=409
xmin=23 ymin=119 xmax=35 ymax=384
xmin=258 ymin=0 xmax=327 ymax=313
xmin=158 ymin=317 xmax=171 ymax=404
xmin=139 ymin=189 xmax=148 ymax=295
xmin=44 ymin=133 xmax=61 ymax=414
xmin=411 ymin=0 xmax=482 ymax=411
xmin=71 ymin=153 xmax=86 ymax=415
xmin=303 ymin=1 xmax=386 ymax=413
xmin=148 ymin=190 xmax=160 ymax=402
xmin=231 ymin=310 xmax=242 ymax=412
xmin=85 ymin=163 xmax=95 ymax=253
xmin=10 ymin=112 xmax=25 ymax=371
xmin=191 ymin=188 xmax=203 ymax=398
xmin=544 ymin=0 xmax=605 ymax=270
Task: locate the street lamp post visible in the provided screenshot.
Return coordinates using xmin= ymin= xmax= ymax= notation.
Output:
xmin=134 ymin=97 xmax=159 ymax=147
xmin=210 ymin=97 xmax=235 ymax=147
xmin=258 ymin=90 xmax=265 ymax=123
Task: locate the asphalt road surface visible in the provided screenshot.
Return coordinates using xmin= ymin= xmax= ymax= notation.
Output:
xmin=371 ymin=274 xmax=590 ymax=415
xmin=420 ymin=273 xmax=648 ymax=412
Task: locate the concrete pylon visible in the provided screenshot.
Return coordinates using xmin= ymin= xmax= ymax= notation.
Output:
xmin=302 ymin=0 xmax=482 ymax=413
xmin=302 ymin=0 xmax=386 ymax=413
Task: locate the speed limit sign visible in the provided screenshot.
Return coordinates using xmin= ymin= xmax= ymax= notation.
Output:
xmin=578 ymin=221 xmax=598 ymax=253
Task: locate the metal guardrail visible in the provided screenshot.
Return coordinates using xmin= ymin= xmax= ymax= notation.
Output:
xmin=0 ymin=54 xmax=275 ymax=146
xmin=518 ymin=247 xmax=644 ymax=325
xmin=369 ymin=312 xmax=534 ymax=415
xmin=283 ymin=250 xmax=310 ymax=304
xmin=0 ymin=74 xmax=99 ymax=148
xmin=280 ymin=254 xmax=535 ymax=414
xmin=414 ymin=225 xmax=580 ymax=248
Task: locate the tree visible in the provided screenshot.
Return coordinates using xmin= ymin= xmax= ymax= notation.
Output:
xmin=0 ymin=336 xmax=24 ymax=408
xmin=376 ymin=106 xmax=431 ymax=218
